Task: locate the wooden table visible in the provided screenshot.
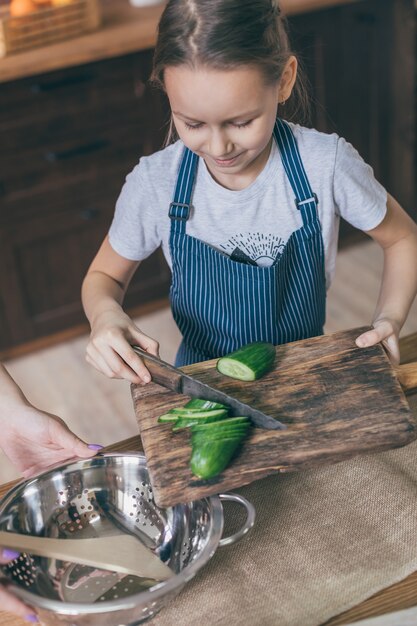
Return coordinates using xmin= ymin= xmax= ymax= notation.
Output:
xmin=1 ymin=332 xmax=417 ymax=626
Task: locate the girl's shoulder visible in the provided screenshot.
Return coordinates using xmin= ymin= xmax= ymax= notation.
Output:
xmin=287 ymin=122 xmax=366 ymax=172
xmin=288 ymin=122 xmax=339 ymax=154
xmin=135 ymin=140 xmax=185 ymax=179
xmin=118 ymin=141 xmax=186 ymax=209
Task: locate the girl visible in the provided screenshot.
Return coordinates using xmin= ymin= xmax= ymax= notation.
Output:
xmin=82 ymin=0 xmax=417 ymax=384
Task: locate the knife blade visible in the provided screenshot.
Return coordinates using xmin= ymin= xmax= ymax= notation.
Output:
xmin=132 ymin=346 xmax=286 ymax=431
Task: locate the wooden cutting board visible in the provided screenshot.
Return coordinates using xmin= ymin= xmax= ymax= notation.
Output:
xmin=131 ymin=327 xmax=417 ymax=507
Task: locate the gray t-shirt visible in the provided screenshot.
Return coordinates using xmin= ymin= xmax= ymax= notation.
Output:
xmin=109 ymin=123 xmax=387 ymax=289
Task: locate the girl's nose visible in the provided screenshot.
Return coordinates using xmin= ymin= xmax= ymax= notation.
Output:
xmin=209 ymin=130 xmax=233 ymax=158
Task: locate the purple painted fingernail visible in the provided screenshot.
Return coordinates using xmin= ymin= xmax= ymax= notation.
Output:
xmin=88 ymin=444 xmax=103 ymax=450
xmin=2 ymin=548 xmax=20 ymax=560
xmin=25 ymin=616 xmax=39 ymax=623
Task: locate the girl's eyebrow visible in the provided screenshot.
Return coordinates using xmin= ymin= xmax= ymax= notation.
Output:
xmin=172 ymin=110 xmax=261 ymax=123
xmin=173 ymin=111 xmax=202 ymax=123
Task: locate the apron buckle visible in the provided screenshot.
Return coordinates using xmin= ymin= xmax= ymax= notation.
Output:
xmin=169 ymin=202 xmax=191 ymax=221
xmin=294 ymin=193 xmax=318 ymax=209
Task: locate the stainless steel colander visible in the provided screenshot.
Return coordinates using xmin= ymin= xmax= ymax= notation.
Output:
xmin=0 ymin=453 xmax=255 ymax=625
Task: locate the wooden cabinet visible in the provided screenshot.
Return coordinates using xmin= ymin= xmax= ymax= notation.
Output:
xmin=287 ymin=0 xmax=416 ymax=243
xmin=0 ymin=50 xmax=171 ymax=351
xmin=0 ymin=0 xmax=414 ymax=351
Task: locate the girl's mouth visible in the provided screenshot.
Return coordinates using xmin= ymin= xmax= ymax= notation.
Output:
xmin=212 ymin=153 xmax=243 ymax=167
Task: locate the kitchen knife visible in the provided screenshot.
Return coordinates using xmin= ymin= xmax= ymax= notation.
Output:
xmin=132 ymin=346 xmax=286 ymax=431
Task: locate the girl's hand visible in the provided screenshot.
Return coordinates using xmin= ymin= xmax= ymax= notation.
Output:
xmin=0 ymin=550 xmax=38 ymax=622
xmin=86 ymin=309 xmax=160 ymax=384
xmin=1 ymin=406 xmax=101 ymax=479
xmin=355 ymin=318 xmax=400 ymax=365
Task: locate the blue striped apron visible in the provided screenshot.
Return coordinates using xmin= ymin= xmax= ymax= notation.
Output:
xmin=169 ymin=118 xmax=326 ymax=366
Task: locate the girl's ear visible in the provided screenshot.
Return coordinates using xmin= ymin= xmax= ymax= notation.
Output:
xmin=278 ymin=55 xmax=298 ymax=103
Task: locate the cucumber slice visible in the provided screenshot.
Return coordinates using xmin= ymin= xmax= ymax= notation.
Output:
xmin=184 ymin=398 xmax=227 ymax=410
xmin=172 ymin=413 xmax=227 ymax=431
xmin=216 ymin=342 xmax=275 ymax=381
xmin=157 ymin=413 xmax=179 ymax=423
xmin=191 ymin=418 xmax=250 ymax=442
xmin=175 ymin=408 xmax=229 ymax=420
xmin=191 ymin=428 xmax=248 ymax=438
xmin=169 ymin=408 xmax=229 ymax=419
xmin=160 ymin=408 xmax=228 ymax=423
xmin=191 ymin=425 xmax=249 ymax=437
xmin=168 ymin=406 xmax=225 ymax=415
xmin=191 ymin=417 xmax=250 ymax=431
xmin=191 ymin=423 xmax=250 ymax=434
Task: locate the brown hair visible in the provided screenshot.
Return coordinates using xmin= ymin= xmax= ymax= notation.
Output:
xmin=151 ymin=0 xmax=310 ymax=142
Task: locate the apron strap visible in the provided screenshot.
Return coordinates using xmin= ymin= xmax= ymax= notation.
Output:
xmin=169 ymin=148 xmax=199 ymax=234
xmin=274 ymin=119 xmax=319 ymax=229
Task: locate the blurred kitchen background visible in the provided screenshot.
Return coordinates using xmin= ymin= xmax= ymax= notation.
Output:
xmin=0 ymin=0 xmax=416 ymax=483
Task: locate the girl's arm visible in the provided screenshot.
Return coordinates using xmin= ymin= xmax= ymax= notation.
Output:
xmin=0 ymin=363 xmax=100 ymax=478
xmin=355 ymin=194 xmax=417 ymax=364
xmin=81 ymin=236 xmax=159 ymax=383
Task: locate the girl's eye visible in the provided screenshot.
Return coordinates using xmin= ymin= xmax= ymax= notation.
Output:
xmin=183 ymin=120 xmax=253 ymax=130
xmin=184 ymin=122 xmax=203 ymax=130
xmin=233 ymin=120 xmax=253 ymax=128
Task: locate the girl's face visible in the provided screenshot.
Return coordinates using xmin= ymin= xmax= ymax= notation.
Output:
xmin=165 ymin=64 xmax=286 ymax=190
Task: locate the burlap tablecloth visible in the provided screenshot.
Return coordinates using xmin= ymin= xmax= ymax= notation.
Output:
xmin=149 ymin=437 xmax=417 ymax=626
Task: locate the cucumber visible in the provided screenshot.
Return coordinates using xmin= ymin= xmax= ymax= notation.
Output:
xmin=216 ymin=342 xmax=275 ymax=381
xmin=189 ymin=416 xmax=250 ymax=478
xmin=190 ymin=439 xmax=244 ymax=479
xmin=158 ymin=397 xmax=251 ymax=480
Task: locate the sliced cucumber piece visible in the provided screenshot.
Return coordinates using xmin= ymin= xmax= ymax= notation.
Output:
xmin=184 ymin=398 xmax=227 ymax=410
xmin=191 ymin=417 xmax=250 ymax=431
xmin=160 ymin=408 xmax=228 ymax=424
xmin=173 ymin=408 xmax=229 ymax=420
xmin=157 ymin=413 xmax=179 ymax=423
xmin=191 ymin=431 xmax=248 ymax=443
xmin=168 ymin=406 xmax=225 ymax=415
xmin=191 ymin=423 xmax=250 ymax=434
xmin=176 ymin=409 xmax=229 ymax=419
xmin=172 ymin=413 xmax=227 ymax=431
xmin=216 ymin=342 xmax=275 ymax=381
xmin=191 ymin=425 xmax=249 ymax=437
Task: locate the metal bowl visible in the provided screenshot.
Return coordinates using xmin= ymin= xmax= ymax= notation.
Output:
xmin=0 ymin=453 xmax=255 ymax=625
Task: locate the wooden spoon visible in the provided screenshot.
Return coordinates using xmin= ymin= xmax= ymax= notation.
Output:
xmin=0 ymin=530 xmax=173 ymax=581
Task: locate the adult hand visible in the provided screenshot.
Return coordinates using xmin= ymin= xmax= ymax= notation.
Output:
xmin=355 ymin=318 xmax=400 ymax=364
xmin=1 ymin=548 xmax=38 ymax=622
xmin=86 ymin=308 xmax=160 ymax=384
xmin=1 ymin=405 xmax=102 ymax=479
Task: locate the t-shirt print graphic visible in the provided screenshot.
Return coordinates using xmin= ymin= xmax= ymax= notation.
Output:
xmin=220 ymin=233 xmax=286 ymax=268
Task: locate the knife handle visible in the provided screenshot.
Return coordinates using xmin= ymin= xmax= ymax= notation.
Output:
xmin=131 ymin=346 xmax=183 ymax=393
